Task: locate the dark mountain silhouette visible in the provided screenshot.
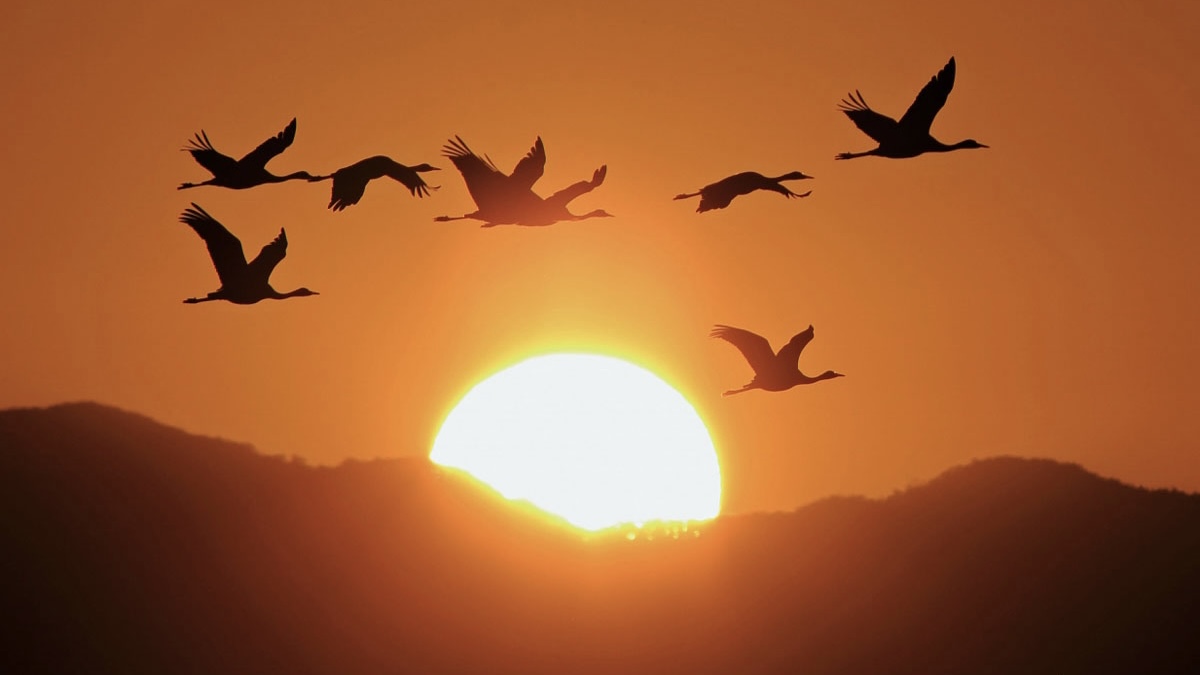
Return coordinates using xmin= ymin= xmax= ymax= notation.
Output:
xmin=3 ymin=402 xmax=1198 ymax=674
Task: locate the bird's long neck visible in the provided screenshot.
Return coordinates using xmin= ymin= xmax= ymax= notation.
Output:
xmin=269 ymin=171 xmax=318 ymax=183
xmin=930 ymin=139 xmax=975 ymax=153
xmin=270 ymin=287 xmax=310 ymax=299
xmin=797 ymin=370 xmax=841 ymax=384
xmin=768 ymin=172 xmax=808 ymax=183
xmin=566 ymin=209 xmax=610 ymax=221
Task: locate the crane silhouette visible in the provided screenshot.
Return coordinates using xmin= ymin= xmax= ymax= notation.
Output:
xmin=674 ymin=171 xmax=813 ymax=212
xmin=178 ymin=203 xmax=318 ymax=305
xmin=836 ymin=57 xmax=987 ymax=160
xmin=318 ymin=156 xmax=441 ymax=211
xmin=433 ymin=136 xmax=612 ymax=227
xmin=711 ymin=324 xmax=843 ymax=396
xmin=178 ymin=118 xmax=322 ymax=190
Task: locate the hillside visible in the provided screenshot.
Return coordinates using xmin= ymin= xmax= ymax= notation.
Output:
xmin=3 ymin=402 xmax=1198 ymax=674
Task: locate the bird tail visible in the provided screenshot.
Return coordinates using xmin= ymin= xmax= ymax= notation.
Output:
xmin=673 ymin=191 xmax=700 ymax=201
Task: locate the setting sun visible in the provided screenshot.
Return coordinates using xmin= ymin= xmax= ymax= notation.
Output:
xmin=430 ymin=354 xmax=721 ymax=530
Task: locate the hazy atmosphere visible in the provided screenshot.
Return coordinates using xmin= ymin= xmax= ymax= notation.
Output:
xmin=2 ymin=0 xmax=1198 ymax=513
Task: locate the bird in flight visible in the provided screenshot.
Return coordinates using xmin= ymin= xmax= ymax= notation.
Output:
xmin=711 ymin=324 xmax=843 ymax=395
xmin=178 ymin=118 xmax=322 ymax=190
xmin=674 ymin=171 xmax=813 ymax=212
xmin=836 ymin=57 xmax=987 ymax=160
xmin=318 ymin=156 xmax=441 ymax=211
xmin=434 ymin=136 xmax=612 ymax=227
xmin=178 ymin=203 xmax=318 ymax=305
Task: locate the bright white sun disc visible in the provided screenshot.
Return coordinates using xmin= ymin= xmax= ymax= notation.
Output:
xmin=430 ymin=354 xmax=721 ymax=530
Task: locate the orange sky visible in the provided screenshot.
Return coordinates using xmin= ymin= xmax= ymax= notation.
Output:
xmin=2 ymin=0 xmax=1198 ymax=513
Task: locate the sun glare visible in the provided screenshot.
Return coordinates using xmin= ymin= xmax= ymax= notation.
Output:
xmin=430 ymin=354 xmax=722 ymax=531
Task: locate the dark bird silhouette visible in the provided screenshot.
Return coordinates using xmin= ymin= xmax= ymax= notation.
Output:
xmin=674 ymin=171 xmax=813 ymax=212
xmin=836 ymin=57 xmax=987 ymax=160
xmin=318 ymin=156 xmax=441 ymax=211
xmin=178 ymin=118 xmax=322 ymax=190
xmin=178 ymin=203 xmax=318 ymax=305
xmin=711 ymin=324 xmax=843 ymax=396
xmin=433 ymin=136 xmax=613 ymax=227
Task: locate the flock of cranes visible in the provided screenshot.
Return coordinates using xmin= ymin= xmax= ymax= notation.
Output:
xmin=175 ymin=56 xmax=984 ymax=396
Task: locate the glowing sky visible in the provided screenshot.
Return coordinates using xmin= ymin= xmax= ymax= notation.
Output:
xmin=1 ymin=0 xmax=1198 ymax=512
xmin=431 ymin=354 xmax=721 ymax=529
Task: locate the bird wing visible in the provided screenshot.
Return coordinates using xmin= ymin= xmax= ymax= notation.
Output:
xmin=380 ymin=156 xmax=435 ymax=197
xmin=239 ymin=118 xmax=298 ymax=167
xmin=326 ymin=157 xmax=374 ymax=211
xmin=183 ymin=130 xmax=239 ymax=177
xmin=247 ymin=228 xmax=288 ymax=283
xmin=711 ymin=324 xmax=777 ymax=375
xmin=692 ymin=174 xmax=750 ymax=211
xmin=775 ymin=325 xmax=815 ymax=370
xmin=509 ymin=137 xmax=546 ymax=190
xmin=442 ymin=136 xmax=509 ymax=209
xmin=838 ymin=90 xmax=900 ymax=144
xmin=898 ymin=57 xmax=956 ymax=134
xmin=179 ymin=203 xmax=247 ymax=286
xmin=545 ymin=165 xmax=606 ymax=208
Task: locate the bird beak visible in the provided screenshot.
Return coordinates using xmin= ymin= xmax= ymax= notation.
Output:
xmin=980 ymin=144 xmax=990 ymax=149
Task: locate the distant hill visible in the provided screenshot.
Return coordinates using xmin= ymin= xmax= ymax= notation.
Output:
xmin=3 ymin=402 xmax=1198 ymax=674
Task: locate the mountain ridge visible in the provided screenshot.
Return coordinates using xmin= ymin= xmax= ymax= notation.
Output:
xmin=3 ymin=401 xmax=1198 ymax=674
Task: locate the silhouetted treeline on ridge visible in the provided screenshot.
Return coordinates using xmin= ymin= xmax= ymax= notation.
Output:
xmin=3 ymin=402 xmax=1198 ymax=675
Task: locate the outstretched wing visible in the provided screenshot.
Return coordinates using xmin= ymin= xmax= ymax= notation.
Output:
xmin=247 ymin=228 xmax=288 ymax=283
xmin=775 ymin=325 xmax=815 ymax=370
xmin=179 ymin=203 xmax=246 ymax=286
xmin=838 ymin=90 xmax=900 ymax=144
xmin=328 ymin=165 xmax=369 ymax=212
xmin=711 ymin=324 xmax=777 ymax=376
xmin=442 ymin=136 xmax=509 ymax=209
xmin=327 ymin=156 xmax=436 ymax=210
xmin=327 ymin=156 xmax=383 ymax=211
xmin=509 ymin=137 xmax=546 ymax=190
xmin=239 ymin=118 xmax=298 ymax=168
xmin=546 ymin=165 xmax=606 ymax=209
xmin=183 ymin=130 xmax=238 ymax=177
xmin=898 ymin=57 xmax=956 ymax=134
xmin=381 ymin=157 xmax=436 ymax=198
